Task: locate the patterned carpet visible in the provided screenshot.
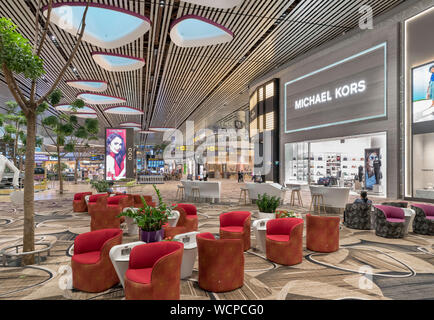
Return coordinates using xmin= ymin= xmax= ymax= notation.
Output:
xmin=0 ymin=194 xmax=433 ymax=300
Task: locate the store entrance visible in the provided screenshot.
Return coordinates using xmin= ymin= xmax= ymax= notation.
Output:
xmin=285 ymin=132 xmax=387 ymax=197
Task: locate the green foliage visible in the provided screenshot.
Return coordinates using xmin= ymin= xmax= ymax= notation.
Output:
xmin=53 ymin=162 xmax=68 ymax=172
xmin=257 ymin=193 xmax=281 ymax=213
xmin=90 ymin=180 xmax=113 ymax=193
xmin=71 ymin=99 xmax=85 ymax=109
xmin=49 ymin=89 xmax=63 ymax=106
xmin=0 ymin=18 xmax=45 ymax=80
xmin=118 ymin=185 xmax=175 ymax=232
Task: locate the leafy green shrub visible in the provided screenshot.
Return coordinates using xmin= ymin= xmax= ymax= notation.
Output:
xmin=90 ymin=180 xmax=113 ymax=193
xmin=257 ymin=193 xmax=281 ymax=213
xmin=119 ymin=185 xmax=175 ymax=232
xmin=275 ymin=210 xmax=297 ymax=219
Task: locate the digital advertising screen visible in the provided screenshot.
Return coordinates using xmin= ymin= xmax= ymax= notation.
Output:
xmin=412 ymin=61 xmax=434 ymax=131
xmin=364 ymin=148 xmax=381 ymax=190
xmin=105 ymin=128 xmax=134 ymax=181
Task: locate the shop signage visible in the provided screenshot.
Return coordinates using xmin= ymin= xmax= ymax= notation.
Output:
xmin=285 ymin=42 xmax=387 ymax=133
xmin=35 ymin=154 xmax=49 ymax=162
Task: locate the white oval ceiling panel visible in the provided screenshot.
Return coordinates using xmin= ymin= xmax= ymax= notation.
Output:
xmin=170 ymin=15 xmax=234 ymax=48
xmin=55 ymin=104 xmax=97 ymax=114
xmin=73 ymin=113 xmax=98 ymax=119
xmin=77 ymin=93 xmax=126 ymax=105
xmin=182 ymin=0 xmax=243 ymax=9
xmin=104 ymin=106 xmax=144 ymax=115
xmin=44 ymin=3 xmax=152 ymax=49
xmin=66 ymin=80 xmax=108 ymax=92
xmin=92 ymin=52 xmax=145 ymax=72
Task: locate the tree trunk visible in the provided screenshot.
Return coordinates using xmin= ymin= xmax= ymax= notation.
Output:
xmin=13 ymin=127 xmax=19 ymax=167
xmin=74 ymin=158 xmax=79 ymax=184
xmin=57 ymin=145 xmax=63 ymax=194
xmin=22 ymin=109 xmax=36 ymax=265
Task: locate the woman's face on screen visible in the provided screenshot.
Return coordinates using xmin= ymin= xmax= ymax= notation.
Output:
xmin=110 ymin=137 xmax=123 ymax=154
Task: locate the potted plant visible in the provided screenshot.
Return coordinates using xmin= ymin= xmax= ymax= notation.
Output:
xmin=119 ymin=184 xmax=175 ymax=243
xmin=90 ymin=180 xmax=113 ymax=194
xmin=257 ymin=193 xmax=281 ymax=219
xmin=275 ymin=210 xmax=299 ymax=219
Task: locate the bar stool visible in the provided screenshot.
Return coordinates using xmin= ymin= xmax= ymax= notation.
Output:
xmin=176 ymin=185 xmax=185 ymax=200
xmin=192 ymin=185 xmax=201 ymax=202
xmin=239 ymin=186 xmax=249 ymax=205
xmin=290 ymin=186 xmax=303 ymax=207
xmin=310 ymin=194 xmax=327 ymax=215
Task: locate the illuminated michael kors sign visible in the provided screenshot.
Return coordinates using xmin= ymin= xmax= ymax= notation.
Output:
xmin=285 ymin=43 xmax=387 ymax=133
xmin=295 ymin=80 xmax=367 ymax=110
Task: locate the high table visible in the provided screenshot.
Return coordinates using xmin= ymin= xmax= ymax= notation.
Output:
xmin=309 ymin=186 xmax=351 ymax=211
xmin=109 ymin=241 xmax=145 ymax=288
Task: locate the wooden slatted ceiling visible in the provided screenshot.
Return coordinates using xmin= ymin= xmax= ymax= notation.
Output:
xmin=0 ymin=0 xmax=405 ymax=146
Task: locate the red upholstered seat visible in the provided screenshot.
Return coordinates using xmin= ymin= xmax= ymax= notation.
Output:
xmin=71 ymin=229 xmax=122 ymax=293
xmin=376 ymin=205 xmax=405 ymax=220
xmin=72 ymin=251 xmax=100 ymax=264
xmin=90 ymin=195 xmax=131 ymax=231
xmin=196 ymin=232 xmax=244 ymax=293
xmin=219 ymin=211 xmax=251 ymax=251
xmin=220 ymin=226 xmax=244 ymax=233
xmin=266 ymin=234 xmax=289 ymax=242
xmin=124 ymin=241 xmax=184 ymax=300
xmin=132 ymin=195 xmax=156 ymax=208
xmin=125 ymin=268 xmax=152 ymax=285
xmin=88 ymin=193 xmax=108 ymax=217
xmin=164 ymin=204 xmax=198 ymax=238
xmin=266 ymin=218 xmax=304 ymax=266
xmin=73 ymin=192 xmax=92 ymax=212
xmin=306 ymin=214 xmax=340 ymax=253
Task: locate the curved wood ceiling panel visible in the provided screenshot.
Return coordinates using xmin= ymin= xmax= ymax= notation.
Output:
xmin=0 ymin=0 xmax=405 ymax=146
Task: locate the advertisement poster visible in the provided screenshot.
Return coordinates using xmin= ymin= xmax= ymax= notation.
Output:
xmin=364 ymin=148 xmax=380 ymax=190
xmin=412 ymin=61 xmax=434 ymax=124
xmin=105 ymin=128 xmax=127 ymax=181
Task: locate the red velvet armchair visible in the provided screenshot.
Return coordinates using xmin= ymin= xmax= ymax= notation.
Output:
xmin=196 ymin=232 xmax=244 ymax=293
xmin=73 ymin=192 xmax=92 ymax=213
xmin=132 ymin=195 xmax=156 ymax=208
xmin=90 ymin=195 xmax=129 ymax=231
xmin=219 ymin=211 xmax=251 ymax=251
xmin=164 ymin=204 xmax=198 ymax=238
xmin=124 ymin=241 xmax=184 ymax=300
xmin=87 ymin=193 xmax=109 ymax=217
xmin=306 ymin=214 xmax=340 ymax=253
xmin=266 ymin=218 xmax=304 ymax=266
xmin=71 ymin=228 xmax=122 ymax=293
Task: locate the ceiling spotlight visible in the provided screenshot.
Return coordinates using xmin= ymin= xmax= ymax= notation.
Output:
xmin=159 ymin=1 xmax=165 ymax=7
xmin=50 ymin=34 xmax=56 ymax=41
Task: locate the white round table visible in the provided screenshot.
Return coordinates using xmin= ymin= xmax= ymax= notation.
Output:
xmin=403 ymin=208 xmax=416 ymax=234
xmin=173 ymin=232 xmax=199 ymax=279
xmin=109 ymin=241 xmax=145 ymax=288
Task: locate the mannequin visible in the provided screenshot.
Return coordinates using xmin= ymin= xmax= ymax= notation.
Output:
xmin=0 ymin=155 xmax=20 ymax=188
xmin=373 ymin=156 xmax=382 ymax=184
xmin=358 ymin=165 xmax=364 ymax=183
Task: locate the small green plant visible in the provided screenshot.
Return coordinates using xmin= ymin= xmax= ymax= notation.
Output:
xmin=257 ymin=193 xmax=281 ymax=213
xmin=90 ymin=180 xmax=113 ymax=193
xmin=119 ymin=184 xmax=175 ymax=232
xmin=276 ymin=210 xmax=298 ymax=219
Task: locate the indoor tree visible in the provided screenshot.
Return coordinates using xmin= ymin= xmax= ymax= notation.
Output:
xmin=0 ymin=0 xmax=90 ymax=264
xmin=41 ymin=99 xmax=98 ymax=194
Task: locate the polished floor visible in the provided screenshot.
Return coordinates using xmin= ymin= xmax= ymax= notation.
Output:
xmin=0 ymin=180 xmax=433 ymax=300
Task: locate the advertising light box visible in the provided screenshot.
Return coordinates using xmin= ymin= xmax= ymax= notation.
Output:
xmin=105 ymin=128 xmax=134 ymax=181
xmin=285 ymin=43 xmax=387 ymax=133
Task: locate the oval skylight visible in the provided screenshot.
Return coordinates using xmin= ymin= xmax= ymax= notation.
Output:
xmin=104 ymin=106 xmax=144 ymax=115
xmin=55 ymin=104 xmax=97 ymax=114
xmin=73 ymin=113 xmax=98 ymax=119
xmin=139 ymin=130 xmax=155 ymax=134
xmin=149 ymin=127 xmax=176 ymax=132
xmin=92 ymin=52 xmax=145 ymax=72
xmin=120 ymin=122 xmax=141 ymax=128
xmin=170 ymin=15 xmax=233 ymax=48
xmin=182 ymin=0 xmax=244 ymax=9
xmin=66 ymin=80 xmax=108 ymax=92
xmin=77 ymin=93 xmax=126 ymax=105
xmin=44 ymin=3 xmax=152 ymax=49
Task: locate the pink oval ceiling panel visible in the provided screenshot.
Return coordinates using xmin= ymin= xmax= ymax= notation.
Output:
xmin=66 ymin=80 xmax=108 ymax=92
xmin=92 ymin=52 xmax=145 ymax=72
xmin=55 ymin=104 xmax=97 ymax=114
xmin=77 ymin=93 xmax=126 ymax=105
xmin=44 ymin=3 xmax=151 ymax=49
xmin=170 ymin=15 xmax=233 ymax=48
xmin=182 ymin=0 xmax=243 ymax=9
xmin=104 ymin=106 xmax=144 ymax=115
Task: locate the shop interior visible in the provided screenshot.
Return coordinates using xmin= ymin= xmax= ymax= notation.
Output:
xmin=285 ymin=132 xmax=387 ymax=197
xmin=413 ymin=132 xmax=434 ymax=200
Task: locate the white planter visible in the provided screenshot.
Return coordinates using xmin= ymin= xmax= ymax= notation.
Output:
xmin=258 ymin=212 xmax=275 ymax=220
